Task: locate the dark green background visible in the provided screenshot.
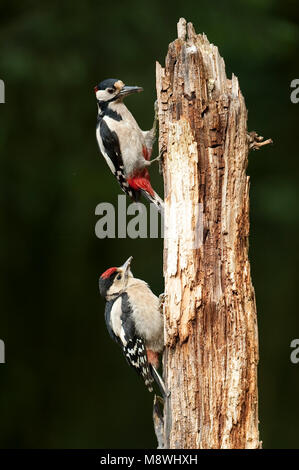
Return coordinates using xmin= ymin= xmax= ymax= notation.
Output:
xmin=0 ymin=0 xmax=298 ymax=448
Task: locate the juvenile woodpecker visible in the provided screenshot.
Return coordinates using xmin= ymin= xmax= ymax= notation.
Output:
xmin=94 ymin=78 xmax=164 ymax=213
xmin=99 ymin=256 xmax=165 ymax=394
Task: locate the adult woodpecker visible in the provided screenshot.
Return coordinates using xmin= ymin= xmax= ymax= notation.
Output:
xmin=99 ymin=256 xmax=165 ymax=394
xmin=94 ymin=78 xmax=164 ymax=213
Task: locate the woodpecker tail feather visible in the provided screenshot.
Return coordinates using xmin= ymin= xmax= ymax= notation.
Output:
xmin=140 ymin=189 xmax=164 ymax=214
xmin=124 ymin=338 xmax=154 ymax=392
xmin=127 ymin=175 xmax=164 ymax=214
xmin=150 ymin=364 xmax=166 ymax=398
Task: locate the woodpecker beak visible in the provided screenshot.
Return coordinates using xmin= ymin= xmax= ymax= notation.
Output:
xmin=119 ymin=86 xmax=143 ymax=97
xmin=120 ymin=256 xmax=133 ymax=277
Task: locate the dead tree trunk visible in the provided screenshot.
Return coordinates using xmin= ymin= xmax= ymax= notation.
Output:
xmin=155 ymin=18 xmax=266 ymax=449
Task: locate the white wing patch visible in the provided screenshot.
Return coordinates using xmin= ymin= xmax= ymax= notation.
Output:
xmin=109 ymin=297 xmax=127 ymax=346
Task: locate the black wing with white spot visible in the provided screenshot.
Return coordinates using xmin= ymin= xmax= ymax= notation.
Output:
xmin=120 ymin=293 xmax=154 ymax=392
xmin=123 ymin=337 xmax=154 ymax=392
xmin=99 ymin=119 xmax=138 ymax=200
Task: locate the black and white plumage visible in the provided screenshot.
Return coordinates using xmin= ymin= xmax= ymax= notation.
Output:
xmin=94 ymin=78 xmax=164 ymax=213
xmin=99 ymin=256 xmax=165 ymax=394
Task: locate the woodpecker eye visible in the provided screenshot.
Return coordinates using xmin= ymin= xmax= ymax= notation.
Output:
xmin=107 ymin=88 xmax=115 ymax=94
xmin=116 ymin=273 xmax=122 ymax=280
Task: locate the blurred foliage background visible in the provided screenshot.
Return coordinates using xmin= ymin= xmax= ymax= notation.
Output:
xmin=0 ymin=0 xmax=298 ymax=449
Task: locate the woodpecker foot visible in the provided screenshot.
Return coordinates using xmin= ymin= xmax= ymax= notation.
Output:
xmin=159 ymin=293 xmax=166 ymax=314
xmin=147 ymin=145 xmax=166 ymax=166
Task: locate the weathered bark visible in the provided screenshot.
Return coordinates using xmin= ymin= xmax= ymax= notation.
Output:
xmin=155 ymin=18 xmax=264 ymax=449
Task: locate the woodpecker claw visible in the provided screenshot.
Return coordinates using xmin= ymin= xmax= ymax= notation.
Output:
xmin=147 ymin=145 xmax=166 ymax=167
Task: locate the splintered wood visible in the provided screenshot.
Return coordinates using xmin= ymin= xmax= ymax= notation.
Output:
xmin=156 ymin=18 xmax=260 ymax=449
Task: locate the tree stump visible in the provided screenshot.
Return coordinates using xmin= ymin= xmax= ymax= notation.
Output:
xmin=155 ymin=18 xmax=262 ymax=449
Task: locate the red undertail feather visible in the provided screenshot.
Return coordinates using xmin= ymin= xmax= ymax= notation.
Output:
xmin=100 ymin=267 xmax=117 ymax=279
xmin=127 ymin=169 xmax=164 ymax=213
xmin=127 ymin=170 xmax=155 ymax=197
